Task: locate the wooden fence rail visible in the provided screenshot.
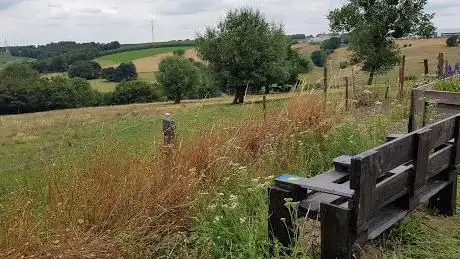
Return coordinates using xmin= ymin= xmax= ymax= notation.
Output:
xmin=269 ymin=114 xmax=460 ymax=258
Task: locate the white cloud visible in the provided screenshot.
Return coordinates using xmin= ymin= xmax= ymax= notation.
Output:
xmin=0 ymin=0 xmax=458 ymax=46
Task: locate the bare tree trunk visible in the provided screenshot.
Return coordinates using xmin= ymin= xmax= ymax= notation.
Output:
xmin=232 ymin=88 xmax=245 ymax=104
xmin=265 ymin=85 xmax=270 ymax=95
xmin=367 ymin=70 xmax=375 ymax=86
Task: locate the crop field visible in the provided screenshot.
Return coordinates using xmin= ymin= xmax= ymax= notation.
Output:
xmin=297 ymin=39 xmax=460 ymax=88
xmin=94 ymin=46 xmax=193 ymax=67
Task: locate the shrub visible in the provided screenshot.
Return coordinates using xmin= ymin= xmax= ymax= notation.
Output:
xmin=311 ymin=50 xmax=327 ymax=67
xmin=446 ymin=36 xmax=459 ymax=47
xmin=409 ymin=44 xmax=412 ymax=47
xmin=173 ymin=49 xmax=186 ymax=56
xmin=35 ymin=76 xmax=99 ymax=111
xmin=403 ymin=44 xmax=408 ymax=48
xmin=339 ymin=61 xmax=349 ymax=69
xmin=111 ymin=81 xmax=163 ymax=105
xmin=156 ymin=56 xmax=201 ymax=103
xmin=354 ymin=89 xmax=380 ymax=108
xmin=0 ymin=63 xmax=42 ymax=114
xmin=103 ymin=63 xmax=138 ymax=82
xmin=187 ymin=61 xmax=221 ymax=99
xmin=68 ymin=61 xmax=102 ymax=80
xmin=321 ymin=37 xmax=341 ymax=51
xmin=101 ymin=67 xmax=116 ymax=81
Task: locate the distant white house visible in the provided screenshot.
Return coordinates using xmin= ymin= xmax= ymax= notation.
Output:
xmin=309 ymin=33 xmax=334 ymax=43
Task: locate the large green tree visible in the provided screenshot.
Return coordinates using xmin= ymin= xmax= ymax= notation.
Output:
xmin=329 ymin=0 xmax=434 ymax=85
xmin=196 ymin=8 xmax=290 ymax=104
xmin=156 ymin=56 xmax=201 ymax=104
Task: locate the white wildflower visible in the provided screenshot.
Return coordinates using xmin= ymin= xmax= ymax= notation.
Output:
xmin=218 ymin=193 xmax=225 ymax=196
xmin=239 ymin=217 xmax=247 ymax=224
xmin=375 ymin=101 xmax=383 ymax=105
xmin=208 ymin=204 xmax=217 ymax=210
xmin=363 ymin=90 xmax=372 ymax=94
xmin=229 ymin=195 xmax=238 ymax=201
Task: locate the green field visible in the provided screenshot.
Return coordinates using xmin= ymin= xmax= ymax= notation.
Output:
xmin=3 ymin=39 xmax=460 ymax=258
xmin=0 ymin=55 xmax=34 ymax=68
xmin=89 ymin=72 xmax=156 ymax=92
xmin=94 ymin=46 xmax=193 ymax=66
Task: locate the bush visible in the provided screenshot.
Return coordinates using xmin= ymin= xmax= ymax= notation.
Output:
xmin=446 ymin=36 xmax=459 ymax=47
xmin=173 ymin=49 xmax=186 ymax=56
xmin=103 ymin=63 xmax=138 ymax=82
xmin=339 ymin=61 xmax=349 ymax=69
xmin=435 ymin=78 xmax=460 ymax=92
xmin=354 ymin=89 xmax=380 ymax=108
xmin=321 ymin=37 xmax=341 ymax=51
xmin=311 ymin=50 xmax=327 ymax=67
xmin=187 ymin=61 xmax=221 ymax=99
xmin=403 ymin=44 xmax=408 ymax=48
xmin=35 ymin=77 xmax=99 ymax=111
xmin=409 ymin=44 xmax=412 ymax=47
xmin=111 ymin=81 xmax=162 ymax=105
xmin=101 ymin=67 xmax=116 ymax=81
xmin=68 ymin=61 xmax=102 ymax=80
xmin=0 ymin=63 xmax=102 ymax=114
xmin=156 ymin=56 xmax=202 ymax=103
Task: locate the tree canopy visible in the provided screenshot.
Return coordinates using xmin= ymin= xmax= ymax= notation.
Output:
xmin=156 ymin=56 xmax=202 ymax=104
xmin=196 ymin=8 xmax=291 ymax=104
xmin=329 ymin=0 xmax=434 ymax=85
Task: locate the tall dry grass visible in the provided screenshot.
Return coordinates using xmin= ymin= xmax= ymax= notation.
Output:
xmin=0 ymin=93 xmax=340 ymax=258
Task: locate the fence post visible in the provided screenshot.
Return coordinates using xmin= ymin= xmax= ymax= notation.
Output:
xmin=385 ymin=80 xmax=390 ymax=100
xmin=345 ymin=77 xmax=349 ymax=110
xmin=438 ymin=52 xmax=445 ymax=79
xmin=352 ymin=67 xmax=356 ymax=97
xmin=424 ymin=59 xmax=429 ymax=81
xmin=399 ymin=55 xmax=406 ymax=99
xmin=408 ymin=90 xmax=416 ymax=132
xmin=324 ymin=67 xmax=328 ymax=101
xmin=263 ymin=95 xmax=267 ymax=121
xmin=163 ymin=113 xmax=175 ymax=147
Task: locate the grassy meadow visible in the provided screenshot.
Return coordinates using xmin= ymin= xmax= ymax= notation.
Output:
xmin=2 ymin=39 xmax=460 ymax=258
xmin=94 ymin=46 xmax=193 ymax=67
xmin=297 ymin=39 xmax=460 ymax=89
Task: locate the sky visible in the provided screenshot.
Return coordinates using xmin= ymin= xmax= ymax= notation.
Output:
xmin=0 ymin=0 xmax=459 ymax=46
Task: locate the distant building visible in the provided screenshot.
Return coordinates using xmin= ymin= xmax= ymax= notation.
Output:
xmin=441 ymin=32 xmax=460 ymax=38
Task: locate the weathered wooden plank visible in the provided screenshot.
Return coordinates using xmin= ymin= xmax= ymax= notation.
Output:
xmin=276 ymin=173 xmax=354 ymax=198
xmin=334 ymin=155 xmax=352 ymax=173
xmin=367 ymin=206 xmax=409 ymax=240
xmin=428 ymin=144 xmax=453 ymax=179
xmin=268 ymin=186 xmax=297 ymax=249
xmin=453 ymin=116 xmax=460 ymax=166
xmin=351 ymin=151 xmax=379 ymax=226
xmin=375 ymin=165 xmax=411 ymax=209
xmin=386 ymin=134 xmax=406 ymax=142
xmin=424 ymin=90 xmax=460 ymax=107
xmin=428 ymin=115 xmax=456 ymax=149
xmin=413 ymin=88 xmax=426 ymax=130
xmin=414 ymin=129 xmax=432 ymax=192
xmin=320 ymin=203 xmax=355 ymax=259
xmin=419 ymin=180 xmax=450 ymax=204
xmin=364 ymin=115 xmax=458 ymax=174
xmin=299 ymin=192 xmax=344 ymax=218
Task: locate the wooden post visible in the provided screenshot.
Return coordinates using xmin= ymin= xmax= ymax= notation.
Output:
xmin=320 ymin=203 xmax=356 ymax=258
xmin=268 ymin=186 xmax=297 ymax=253
xmin=385 ymin=81 xmax=390 ymax=100
xmin=424 ymin=59 xmax=429 ymax=80
xmin=438 ymin=52 xmax=445 ymax=79
xmin=399 ymin=55 xmax=406 ymax=99
xmin=345 ymin=77 xmax=349 ymax=110
xmin=324 ymin=67 xmax=328 ymax=101
xmin=163 ymin=113 xmax=175 ymax=147
xmin=263 ymin=95 xmax=267 ymax=121
xmin=352 ymin=67 xmax=356 ymax=97
xmin=408 ymin=90 xmax=416 ymax=132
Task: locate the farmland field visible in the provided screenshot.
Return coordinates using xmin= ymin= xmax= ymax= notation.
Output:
xmin=297 ymin=39 xmax=460 ymax=88
xmin=3 ymin=39 xmax=460 ymax=258
xmin=94 ymin=46 xmax=193 ymax=67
